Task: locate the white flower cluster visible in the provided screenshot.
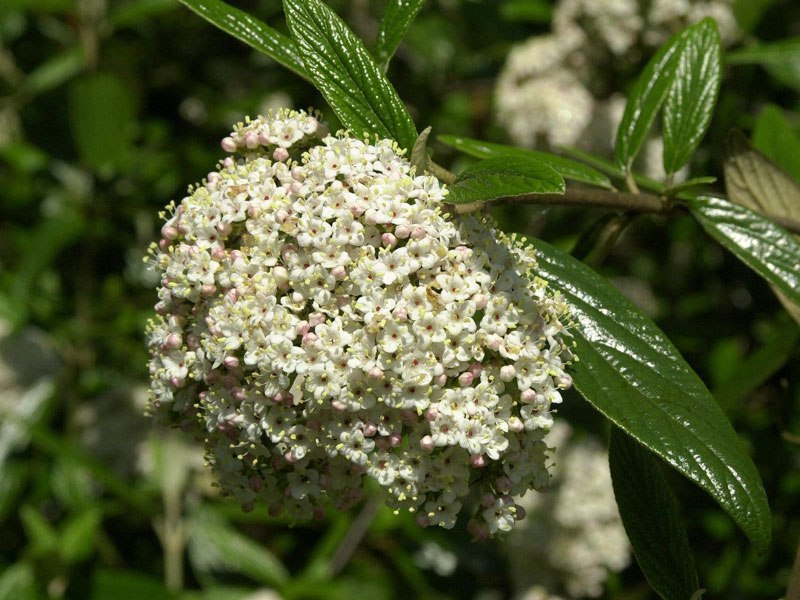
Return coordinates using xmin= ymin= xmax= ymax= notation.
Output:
xmin=496 ymin=0 xmax=738 ymax=150
xmin=146 ymin=110 xmax=576 ymax=535
xmin=508 ymin=424 xmax=630 ymax=598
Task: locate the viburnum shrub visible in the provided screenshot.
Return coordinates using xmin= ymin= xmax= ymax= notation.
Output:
xmin=148 ymin=0 xmax=800 ymax=596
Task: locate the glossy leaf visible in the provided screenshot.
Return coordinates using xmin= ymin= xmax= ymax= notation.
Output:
xmin=178 ymin=0 xmax=307 ymax=80
xmin=690 ymin=196 xmax=800 ymax=306
xmin=439 ymin=134 xmax=613 ymax=188
xmin=610 ymin=427 xmax=700 ymax=600
xmin=521 ymin=236 xmax=771 ymax=552
xmin=374 ymin=0 xmax=424 ymax=71
xmin=615 ymin=27 xmax=688 ymax=170
xmin=752 ymin=104 xmax=800 ymax=182
xmin=722 ymin=130 xmax=800 ymax=323
xmin=446 ymin=157 xmax=564 ymax=204
xmin=284 ymin=0 xmax=417 ymax=151
xmin=663 ymin=18 xmax=721 ymax=174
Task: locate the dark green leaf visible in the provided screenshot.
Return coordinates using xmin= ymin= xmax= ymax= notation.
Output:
xmin=733 ymin=0 xmax=775 ymax=33
xmin=663 ymin=19 xmax=721 ymax=174
xmin=610 ymin=427 xmax=700 ymax=600
xmin=752 ymin=104 xmax=800 ymax=182
xmin=178 ymin=0 xmax=307 ymax=80
xmin=521 ymin=236 xmax=771 ymax=552
xmin=615 ymin=27 xmax=688 ymax=170
xmin=283 ymin=0 xmax=417 ymax=151
xmin=0 ymin=462 xmax=26 ymax=525
xmin=690 ymin=196 xmax=800 ymax=306
xmin=439 ymin=134 xmax=613 ymax=189
xmin=374 ymin=0 xmax=424 ymax=71
xmin=187 ymin=506 xmax=289 ymax=588
xmin=68 ymin=73 xmax=135 ymax=173
xmin=446 ymin=157 xmax=564 ymax=204
xmin=727 ymin=37 xmax=800 ymax=90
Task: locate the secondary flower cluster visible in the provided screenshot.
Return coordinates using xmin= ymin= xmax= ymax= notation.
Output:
xmin=146 ymin=109 xmax=575 ymax=535
xmin=508 ymin=424 xmax=631 ymax=598
xmin=496 ymin=0 xmax=738 ymax=151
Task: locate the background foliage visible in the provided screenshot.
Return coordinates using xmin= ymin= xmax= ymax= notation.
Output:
xmin=2 ymin=0 xmax=800 ymax=598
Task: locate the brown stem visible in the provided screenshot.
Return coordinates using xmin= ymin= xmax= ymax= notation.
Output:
xmin=788 ymin=537 xmax=800 ymax=600
xmin=450 ymin=188 xmax=800 ymax=236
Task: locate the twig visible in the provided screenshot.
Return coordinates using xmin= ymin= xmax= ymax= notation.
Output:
xmin=329 ymin=497 xmax=380 ymax=575
xmin=449 ymin=188 xmax=800 ymax=236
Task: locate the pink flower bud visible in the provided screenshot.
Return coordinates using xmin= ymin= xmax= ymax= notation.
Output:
xmin=381 ymin=232 xmax=397 ymax=247
xmin=273 ymin=266 xmax=289 ymax=289
xmin=302 ymin=332 xmax=318 ymax=345
xmin=232 ymin=387 xmax=247 ymax=401
xmin=166 ymin=333 xmax=182 ymax=349
xmin=482 ymin=493 xmax=496 ymax=507
xmin=470 ymin=455 xmax=487 ymax=468
xmin=514 ymin=505 xmax=526 ymax=520
xmin=393 ymin=307 xmax=408 ymax=321
xmin=186 ymin=334 xmax=200 ymax=350
xmin=389 ymin=433 xmax=403 ymax=447
xmin=309 ymin=312 xmax=326 ymax=327
xmin=520 ymin=389 xmax=536 ymax=404
xmin=201 ymin=283 xmax=217 ymax=296
xmin=291 ymin=166 xmax=304 ymax=181
xmin=473 ymin=293 xmax=488 ymax=309
xmin=223 ymin=156 xmax=235 ymax=170
xmin=395 ymin=224 xmax=411 ymax=239
xmin=273 ymin=147 xmax=289 ymax=161
xmin=364 ymin=209 xmax=379 ymax=225
xmin=363 ymin=422 xmax=378 ymax=437
xmin=499 ymin=365 xmax=516 ymax=381
xmin=424 ymin=407 xmax=438 ymax=421
xmin=207 ymin=172 xmax=220 ymax=185
xmin=410 ymin=226 xmax=425 ymax=239
xmin=295 ymin=321 xmax=310 ymax=337
xmin=170 ymin=377 xmax=184 ymax=388
xmin=458 ymin=372 xmax=474 ymax=387
xmin=222 ymin=375 xmax=238 ymax=389
xmin=416 ymin=512 xmax=429 ymax=528
xmin=350 ymin=204 xmax=366 ymax=217
xmin=158 ymin=239 xmax=170 ymax=251
xmin=508 ymin=416 xmax=524 ymax=432
xmin=259 ymin=131 xmax=272 ymax=145
xmin=211 ymin=247 xmax=226 ymax=261
xmin=555 ymin=374 xmax=573 ymax=389
xmin=249 ymin=476 xmax=263 ymax=491
xmin=217 ymin=221 xmax=232 ymax=235
xmin=290 ymin=181 xmax=303 ymax=194
xmin=368 ymin=366 xmax=384 ymax=379
xmin=225 ymin=288 xmax=238 ymax=303
xmin=375 ymin=437 xmax=391 ymax=450
xmin=161 ymin=225 xmax=178 ymax=240
xmin=331 ymin=399 xmax=347 ymax=412
xmin=331 ymin=265 xmax=346 ymax=280
xmin=221 ymin=137 xmax=236 ymax=152
xmin=243 ymin=132 xmax=258 ymax=149
xmin=284 ymin=450 xmax=297 ymax=464
xmin=420 ymin=435 xmax=434 ymax=451
xmin=434 ymin=373 xmax=448 ymax=386
xmin=486 ymin=335 xmax=502 ymax=351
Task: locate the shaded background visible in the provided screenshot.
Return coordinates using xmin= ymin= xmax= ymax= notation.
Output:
xmin=2 ymin=0 xmax=800 ymax=598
